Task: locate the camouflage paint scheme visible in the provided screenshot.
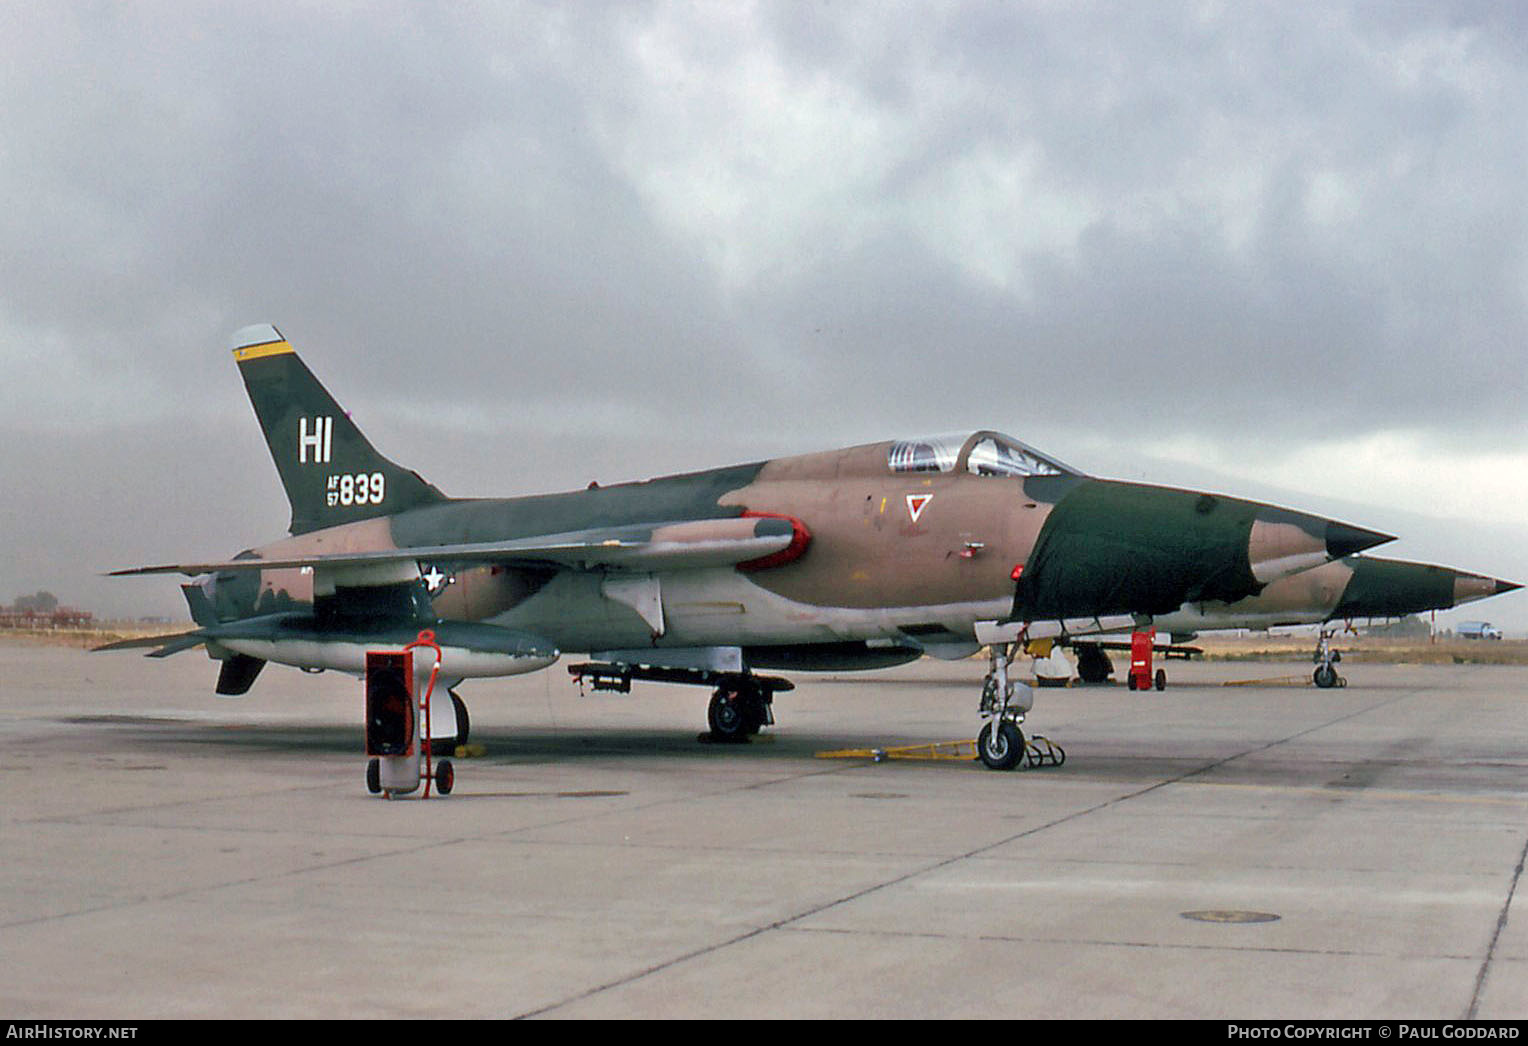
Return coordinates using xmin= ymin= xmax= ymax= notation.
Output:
xmin=1152 ymin=556 xmax=1520 ymax=637
xmin=112 ymin=326 xmax=1421 ymax=715
xmin=1062 ymin=555 xmax=1520 ymax=687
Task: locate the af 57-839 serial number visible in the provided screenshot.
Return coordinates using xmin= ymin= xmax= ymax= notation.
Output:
xmin=327 ymin=472 xmax=385 ymax=508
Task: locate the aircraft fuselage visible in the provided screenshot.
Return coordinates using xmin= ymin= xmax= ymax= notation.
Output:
xmin=214 ymin=432 xmax=1384 ymax=670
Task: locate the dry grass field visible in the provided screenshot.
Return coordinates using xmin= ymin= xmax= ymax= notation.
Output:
xmin=1194 ymin=631 xmax=1528 ymax=665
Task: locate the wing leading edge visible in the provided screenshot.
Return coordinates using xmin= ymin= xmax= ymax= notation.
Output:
xmin=109 ymin=514 xmax=810 ymax=579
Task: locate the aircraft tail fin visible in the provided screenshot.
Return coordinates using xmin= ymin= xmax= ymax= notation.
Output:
xmin=230 ymin=325 xmax=448 ymax=535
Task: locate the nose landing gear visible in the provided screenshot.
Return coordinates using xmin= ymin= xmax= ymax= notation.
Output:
xmin=976 ymin=640 xmax=1067 ymax=770
xmin=978 ymin=642 xmax=1040 ymax=770
xmin=1313 ymin=627 xmax=1346 ymax=689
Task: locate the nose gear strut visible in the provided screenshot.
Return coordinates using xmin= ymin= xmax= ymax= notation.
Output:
xmin=978 ymin=640 xmax=1045 ymax=770
xmin=1312 ymin=626 xmax=1346 ymax=689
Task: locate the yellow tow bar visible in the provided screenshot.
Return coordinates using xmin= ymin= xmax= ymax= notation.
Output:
xmin=816 ymin=736 xmax=1065 ymax=768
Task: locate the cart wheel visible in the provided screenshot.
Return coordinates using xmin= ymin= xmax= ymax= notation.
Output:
xmin=1127 ymin=674 xmax=1137 ymax=691
xmin=436 ymin=759 xmax=454 ymax=795
xmin=1155 ymin=668 xmax=1167 ymax=691
xmin=366 ymin=758 xmax=381 ymax=795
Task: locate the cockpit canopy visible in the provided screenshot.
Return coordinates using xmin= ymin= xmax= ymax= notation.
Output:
xmin=887 ymin=431 xmax=1077 ymax=479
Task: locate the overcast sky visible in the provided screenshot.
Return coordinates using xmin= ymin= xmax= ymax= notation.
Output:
xmin=2 ymin=1 xmax=1524 ymax=630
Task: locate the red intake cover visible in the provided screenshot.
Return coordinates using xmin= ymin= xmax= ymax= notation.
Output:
xmin=737 ymin=512 xmax=813 ymax=573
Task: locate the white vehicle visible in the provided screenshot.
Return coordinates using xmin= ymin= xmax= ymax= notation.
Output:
xmin=1457 ymin=621 xmax=1504 ymax=640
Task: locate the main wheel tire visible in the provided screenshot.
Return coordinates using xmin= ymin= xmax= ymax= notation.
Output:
xmin=1075 ymin=645 xmax=1113 ymax=684
xmin=740 ymin=688 xmax=770 ymax=736
xmin=978 ymin=721 xmax=1025 ymax=771
xmin=707 ymin=689 xmax=749 ymax=742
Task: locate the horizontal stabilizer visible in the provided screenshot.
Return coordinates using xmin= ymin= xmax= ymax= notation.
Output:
xmin=93 ymin=630 xmax=206 ymax=657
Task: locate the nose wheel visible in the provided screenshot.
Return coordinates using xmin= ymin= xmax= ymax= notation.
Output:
xmin=978 ymin=720 xmax=1025 ymax=771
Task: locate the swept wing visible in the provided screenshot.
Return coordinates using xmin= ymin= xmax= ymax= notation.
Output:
xmin=110 ymin=515 xmax=807 ymax=579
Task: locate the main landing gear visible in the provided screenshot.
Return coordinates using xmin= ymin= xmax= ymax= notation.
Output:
xmin=1075 ymin=642 xmax=1114 ymax=684
xmin=569 ymin=661 xmax=793 ymax=743
xmin=706 ymin=684 xmax=774 ymax=743
xmin=428 ymin=687 xmax=471 ymax=756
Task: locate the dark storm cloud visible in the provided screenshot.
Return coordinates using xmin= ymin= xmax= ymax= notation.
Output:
xmin=0 ymin=5 xmax=753 ymax=429
xmin=1 ymin=2 xmax=1523 ymax=620
xmin=732 ymin=2 xmax=1528 ymax=448
xmin=743 ymin=207 xmax=1467 ymax=444
xmin=4 ymin=3 xmax=1523 ymax=438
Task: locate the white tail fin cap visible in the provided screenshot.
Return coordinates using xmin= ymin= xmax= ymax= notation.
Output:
xmin=229 ymin=324 xmax=284 ymax=351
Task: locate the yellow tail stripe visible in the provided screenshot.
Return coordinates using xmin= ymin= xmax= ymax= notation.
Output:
xmin=232 ymin=340 xmax=294 ymax=362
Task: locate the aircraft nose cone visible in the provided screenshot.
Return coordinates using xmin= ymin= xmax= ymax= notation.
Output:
xmin=1454 ymin=574 xmax=1523 ymax=605
xmin=1013 ymin=479 xmax=1398 ymax=619
xmin=1249 ymin=513 xmax=1394 ymax=585
xmin=1324 ymin=521 xmax=1396 ymax=560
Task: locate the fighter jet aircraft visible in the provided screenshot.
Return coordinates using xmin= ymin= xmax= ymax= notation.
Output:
xmin=106 ymin=325 xmax=1396 ymax=769
xmin=1070 ymin=556 xmax=1521 ymax=687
